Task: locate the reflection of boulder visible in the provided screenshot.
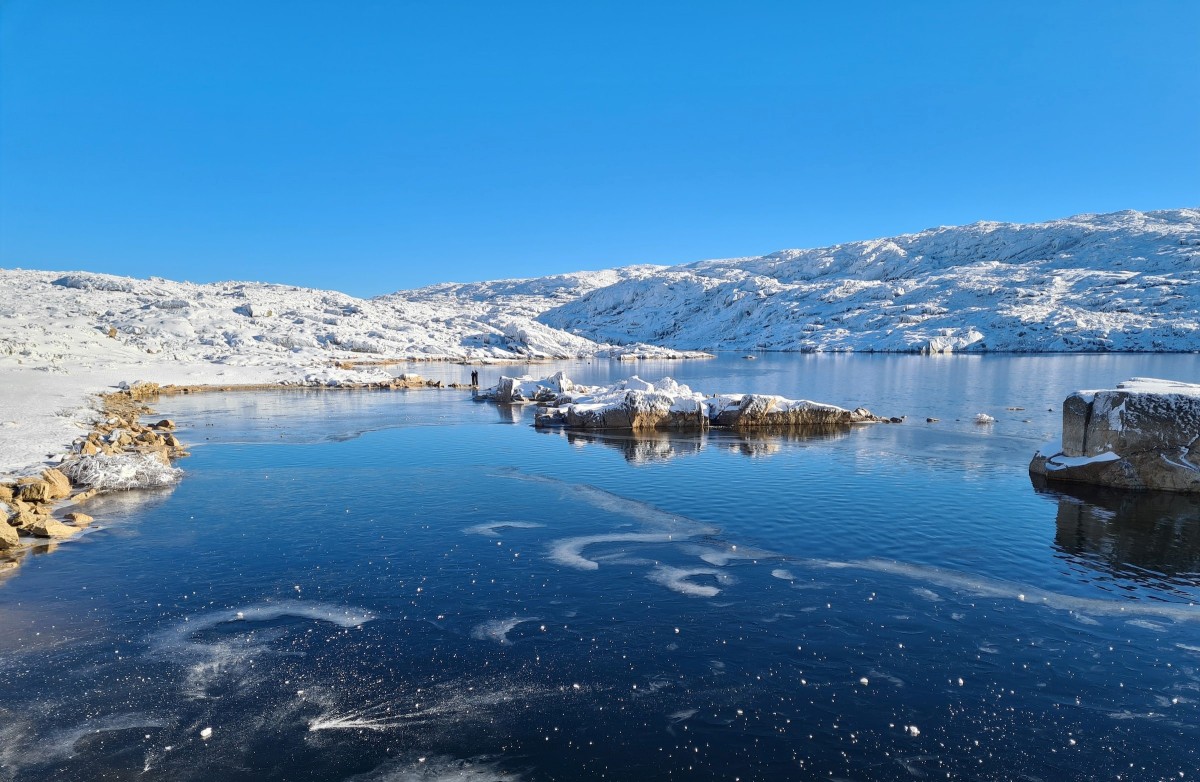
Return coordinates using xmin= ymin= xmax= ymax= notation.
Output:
xmin=547 ymin=425 xmax=851 ymax=464
xmin=558 ymin=430 xmax=708 ymax=464
xmin=1030 ymin=378 xmax=1200 ymax=492
xmin=719 ymin=425 xmax=850 ymax=457
xmin=1032 ymin=475 xmax=1200 ymax=586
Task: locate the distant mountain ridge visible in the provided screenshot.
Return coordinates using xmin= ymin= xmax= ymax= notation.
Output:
xmin=392 ymin=208 xmax=1200 ymax=353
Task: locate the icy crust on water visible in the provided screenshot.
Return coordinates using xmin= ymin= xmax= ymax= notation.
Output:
xmin=62 ymin=452 xmax=183 ymax=490
xmin=5 ymin=475 xmax=1200 ymax=779
xmin=343 ymin=755 xmax=521 ymax=781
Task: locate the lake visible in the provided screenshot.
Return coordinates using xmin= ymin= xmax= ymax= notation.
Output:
xmin=2 ymin=354 xmax=1200 ymax=781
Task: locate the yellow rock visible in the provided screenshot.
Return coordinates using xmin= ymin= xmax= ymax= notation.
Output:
xmin=70 ymin=489 xmax=99 ymax=503
xmin=28 ymin=517 xmax=81 ymax=539
xmin=65 ymin=512 xmax=94 ymax=526
xmin=0 ymin=520 xmax=18 ymax=550
xmin=16 ymin=479 xmax=52 ymax=502
xmin=41 ymin=468 xmax=73 ymax=500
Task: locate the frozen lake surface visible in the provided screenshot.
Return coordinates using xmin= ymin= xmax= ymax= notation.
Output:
xmin=3 ymin=354 xmax=1200 ymax=781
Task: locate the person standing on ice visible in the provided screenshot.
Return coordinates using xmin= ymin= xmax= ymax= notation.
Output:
xmin=470 ymin=370 xmax=479 ymax=387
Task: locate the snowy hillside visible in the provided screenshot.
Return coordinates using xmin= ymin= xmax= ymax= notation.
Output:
xmin=0 ymin=270 xmax=697 ymax=479
xmin=0 ymin=269 xmax=698 ymax=369
xmin=400 ymin=208 xmax=1200 ymax=353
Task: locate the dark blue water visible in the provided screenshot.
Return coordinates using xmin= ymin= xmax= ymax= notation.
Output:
xmin=3 ymin=355 xmax=1200 ymax=781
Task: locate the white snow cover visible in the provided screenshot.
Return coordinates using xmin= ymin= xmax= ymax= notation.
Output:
xmin=398 ymin=208 xmax=1200 ymax=353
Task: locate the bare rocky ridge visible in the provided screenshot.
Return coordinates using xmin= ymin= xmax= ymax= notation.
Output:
xmin=1030 ymin=378 xmax=1200 ymax=492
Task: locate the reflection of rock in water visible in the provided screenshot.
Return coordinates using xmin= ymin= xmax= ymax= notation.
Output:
xmin=717 ymin=425 xmax=850 ymax=458
xmin=493 ymin=403 xmax=525 ymax=424
xmin=561 ymin=430 xmax=706 ymax=463
xmin=1032 ymin=475 xmax=1200 ymax=587
xmin=548 ymin=425 xmax=851 ymax=463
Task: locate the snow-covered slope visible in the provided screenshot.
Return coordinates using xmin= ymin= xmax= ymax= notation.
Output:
xmin=0 ymin=270 xmax=698 ymax=479
xmin=2 ymin=269 xmax=698 ymax=366
xmin=399 ymin=208 xmax=1200 ymax=353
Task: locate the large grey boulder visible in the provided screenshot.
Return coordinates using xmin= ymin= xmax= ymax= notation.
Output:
xmin=1030 ymin=378 xmax=1200 ymax=492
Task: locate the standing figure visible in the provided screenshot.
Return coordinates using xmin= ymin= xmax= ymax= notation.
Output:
xmin=470 ymin=370 xmax=479 ymax=387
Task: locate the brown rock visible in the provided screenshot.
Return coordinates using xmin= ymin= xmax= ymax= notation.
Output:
xmin=164 ymin=434 xmax=181 ymax=448
xmin=81 ymin=441 xmax=101 ymax=456
xmin=0 ymin=519 xmax=18 ymax=550
xmin=153 ymin=419 xmax=175 ymax=430
xmin=70 ymin=489 xmax=99 ymax=503
xmin=28 ymin=517 xmax=82 ymax=539
xmin=13 ymin=509 xmax=43 ymax=530
xmin=138 ymin=431 xmax=164 ymax=446
xmin=41 ymin=468 xmax=73 ymax=500
xmin=1032 ymin=381 xmax=1200 ymax=492
xmin=65 ymin=512 xmax=94 ymax=526
xmin=0 ymin=485 xmax=12 ymax=502
xmin=16 ymin=479 xmax=53 ymax=502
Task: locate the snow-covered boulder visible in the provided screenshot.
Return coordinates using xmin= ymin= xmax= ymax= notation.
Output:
xmin=1030 ymin=378 xmax=1200 ymax=492
xmin=475 ymin=371 xmax=594 ymax=404
xmin=531 ymin=375 xmax=884 ymax=431
xmin=708 ymin=394 xmax=880 ymax=428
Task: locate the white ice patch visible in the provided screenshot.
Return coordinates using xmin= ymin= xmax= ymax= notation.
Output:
xmin=463 ymin=521 xmax=545 ymax=537
xmin=39 ymin=713 xmax=169 ymax=764
xmin=310 ymin=678 xmax=568 ymax=736
xmin=815 ymin=558 xmax=1200 ymax=624
xmin=549 ymin=533 xmax=682 ymax=571
xmin=646 ymin=566 xmax=733 ymax=598
xmin=150 ymin=601 xmax=375 ymax=697
xmin=63 ymin=452 xmax=182 ymax=490
xmin=470 ymin=617 xmax=539 ymax=646
xmin=684 ymin=543 xmax=776 ymax=566
xmin=501 ymin=471 xmax=718 ymax=535
xmin=1127 ymin=619 xmax=1167 ymax=632
xmin=770 ymin=568 xmax=796 ymax=581
xmin=343 ymin=754 xmax=522 ymax=781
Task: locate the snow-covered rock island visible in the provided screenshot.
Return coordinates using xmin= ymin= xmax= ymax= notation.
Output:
xmin=1030 ymin=378 xmax=1200 ymax=492
xmin=477 ymin=374 xmax=885 ymax=431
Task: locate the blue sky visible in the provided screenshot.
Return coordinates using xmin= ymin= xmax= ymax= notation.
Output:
xmin=1 ymin=1 xmax=1197 ymax=297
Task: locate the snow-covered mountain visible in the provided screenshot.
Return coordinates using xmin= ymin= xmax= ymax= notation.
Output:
xmin=397 ymin=208 xmax=1200 ymax=353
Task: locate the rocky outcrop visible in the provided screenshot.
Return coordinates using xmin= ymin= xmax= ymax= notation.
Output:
xmin=1030 ymin=378 xmax=1200 ymax=492
xmin=708 ymin=395 xmax=881 ymax=428
xmin=0 ymin=518 xmax=18 ymax=549
xmin=27 ymin=516 xmax=82 ymax=539
xmin=519 ymin=374 xmax=886 ymax=432
xmin=476 ymin=371 xmax=589 ymax=404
